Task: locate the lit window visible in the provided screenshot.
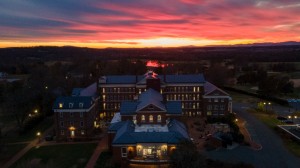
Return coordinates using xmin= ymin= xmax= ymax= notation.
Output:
xmin=103 ymin=103 xmax=106 ymax=109
xmin=81 ymin=130 xmax=85 ymax=135
xmin=149 ymin=115 xmax=153 ymax=122
xmin=157 ymin=115 xmax=161 ymax=122
xmin=193 ymin=87 xmax=196 ymax=92
xmin=59 ymin=103 xmax=63 ymax=108
xmin=141 ymin=115 xmax=145 ymax=122
xmin=121 ymin=147 xmax=127 ymax=157
xmin=69 ymin=103 xmax=73 ymax=108
xmin=102 ymin=88 xmax=105 ymax=93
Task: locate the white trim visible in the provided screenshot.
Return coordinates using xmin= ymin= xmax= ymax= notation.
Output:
xmin=166 ymin=83 xmax=203 ymax=87
xmin=54 ymin=104 xmax=95 ymax=113
xmin=99 ymin=84 xmax=136 ymax=87
xmin=203 ymin=95 xmax=231 ymax=99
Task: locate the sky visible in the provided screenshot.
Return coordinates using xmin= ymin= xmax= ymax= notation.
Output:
xmin=0 ymin=0 xmax=300 ymax=48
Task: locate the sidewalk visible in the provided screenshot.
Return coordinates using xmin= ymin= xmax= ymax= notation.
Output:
xmin=85 ymin=134 xmax=108 ymax=168
xmin=2 ymin=125 xmax=54 ymax=168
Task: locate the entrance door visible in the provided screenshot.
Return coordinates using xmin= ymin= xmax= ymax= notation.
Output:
xmin=70 ymin=130 xmax=75 ymax=137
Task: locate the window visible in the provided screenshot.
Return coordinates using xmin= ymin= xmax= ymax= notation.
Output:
xmin=208 ymin=98 xmax=211 ymax=102
xmin=121 ymin=147 xmax=127 ymax=157
xmin=59 ymin=103 xmax=63 ymax=108
xmin=157 ymin=115 xmax=161 ymax=122
xmin=70 ymin=112 xmax=74 ymax=117
xmin=70 ymin=121 xmax=74 ymax=126
xmin=60 ymin=121 xmax=64 ymax=127
xmin=141 ymin=115 xmax=145 ymax=122
xmin=79 ymin=103 xmax=84 ymax=108
xmin=220 ymin=105 xmax=225 ymax=110
xmin=81 ymin=130 xmax=85 ymax=135
xmin=69 ymin=103 xmax=73 ymax=108
xmin=221 ymin=98 xmax=224 ymax=102
xmin=214 ymin=105 xmax=219 ymax=110
xmin=80 ymin=112 xmax=83 ymax=118
xmin=214 ymin=98 xmax=218 ymax=102
xmin=149 ymin=115 xmax=153 ymax=122
xmin=207 ymin=105 xmax=212 ymax=110
xmin=60 ymin=112 xmax=63 ymax=118
xmin=80 ymin=121 xmax=84 ymax=127
xmin=60 ymin=130 xmax=64 ymax=135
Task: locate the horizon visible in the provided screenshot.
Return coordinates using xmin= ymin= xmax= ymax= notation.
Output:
xmin=1 ymin=0 xmax=300 ymax=48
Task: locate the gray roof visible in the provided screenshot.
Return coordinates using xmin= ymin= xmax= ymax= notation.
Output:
xmin=80 ymin=82 xmax=97 ymax=97
xmin=120 ymin=89 xmax=181 ymax=115
xmin=100 ymin=73 xmax=205 ymax=85
xmin=72 ymin=88 xmax=83 ymax=96
xmin=136 ymin=89 xmax=166 ymax=111
xmin=165 ymin=101 xmax=182 ymax=115
xmin=110 ymin=119 xmax=189 ymax=145
xmin=204 ymin=81 xmax=229 ymax=96
xmin=53 ymin=96 xmax=94 ymax=110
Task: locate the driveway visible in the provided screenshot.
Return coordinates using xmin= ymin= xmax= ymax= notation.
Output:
xmin=204 ymin=102 xmax=300 ymax=168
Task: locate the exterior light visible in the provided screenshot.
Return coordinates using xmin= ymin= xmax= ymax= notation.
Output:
xmin=36 ymin=132 xmax=41 ymax=136
xmin=263 ymin=102 xmax=266 ymax=105
xmin=235 ymin=118 xmax=238 ymax=122
xmin=45 ymin=86 xmax=48 ymax=89
xmin=34 ymin=109 xmax=38 ymax=113
xmin=295 ymin=116 xmax=297 ymax=119
xmin=268 ymin=102 xmax=271 ymax=105
xmin=288 ymin=115 xmax=291 ymax=119
xmin=28 ymin=114 xmax=32 ymax=117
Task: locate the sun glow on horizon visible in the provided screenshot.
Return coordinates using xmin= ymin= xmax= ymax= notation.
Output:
xmin=0 ymin=37 xmax=261 ymax=48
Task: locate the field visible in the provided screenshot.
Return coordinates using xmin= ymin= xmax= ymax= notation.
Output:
xmin=12 ymin=143 xmax=97 ymax=168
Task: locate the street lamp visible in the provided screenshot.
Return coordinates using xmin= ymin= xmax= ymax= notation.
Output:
xmin=34 ymin=109 xmax=38 ymax=114
xmin=36 ymin=132 xmax=41 ymax=142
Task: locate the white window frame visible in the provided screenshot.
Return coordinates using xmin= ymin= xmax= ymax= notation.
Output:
xmin=121 ymin=147 xmax=127 ymax=157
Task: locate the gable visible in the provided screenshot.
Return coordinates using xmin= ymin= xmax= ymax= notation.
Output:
xmin=206 ymin=89 xmax=229 ymax=96
xmin=137 ymin=104 xmax=166 ymax=112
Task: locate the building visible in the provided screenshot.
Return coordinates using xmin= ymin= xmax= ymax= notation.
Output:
xmin=203 ymin=82 xmax=232 ymax=116
xmin=108 ymin=88 xmax=189 ymax=166
xmin=98 ymin=71 xmax=232 ymax=121
xmin=53 ymin=83 xmax=99 ymax=141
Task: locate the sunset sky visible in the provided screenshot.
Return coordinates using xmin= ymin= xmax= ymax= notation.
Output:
xmin=1 ymin=0 xmax=300 ymax=48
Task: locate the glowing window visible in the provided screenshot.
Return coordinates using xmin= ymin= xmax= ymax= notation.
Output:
xmin=59 ymin=103 xmax=63 ymax=108
xmin=157 ymin=115 xmax=161 ymax=122
xmin=149 ymin=115 xmax=153 ymax=122
xmin=141 ymin=115 xmax=145 ymax=122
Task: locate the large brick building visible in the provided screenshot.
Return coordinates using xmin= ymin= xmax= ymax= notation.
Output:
xmin=53 ymin=83 xmax=99 ymax=141
xmin=98 ymin=71 xmax=232 ymax=121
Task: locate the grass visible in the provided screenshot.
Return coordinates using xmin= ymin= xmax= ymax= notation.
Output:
xmin=94 ymin=150 xmax=119 ymax=168
xmin=12 ymin=143 xmax=97 ymax=168
xmin=0 ymin=143 xmax=27 ymax=165
xmin=2 ymin=117 xmax=54 ymax=143
xmin=247 ymin=108 xmax=300 ymax=157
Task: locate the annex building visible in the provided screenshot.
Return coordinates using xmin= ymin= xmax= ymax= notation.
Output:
xmin=98 ymin=71 xmax=232 ymax=121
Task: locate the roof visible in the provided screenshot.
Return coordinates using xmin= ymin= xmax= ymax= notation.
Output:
xmin=80 ymin=82 xmax=97 ymax=97
xmin=100 ymin=72 xmax=205 ymax=85
xmin=72 ymin=88 xmax=83 ymax=96
xmin=120 ymin=101 xmax=138 ymax=115
xmin=110 ymin=119 xmax=189 ymax=145
xmin=136 ymin=89 xmax=166 ymax=112
xmin=165 ymin=101 xmax=182 ymax=115
xmin=204 ymin=81 xmax=229 ymax=96
xmin=52 ymin=96 xmax=94 ymax=110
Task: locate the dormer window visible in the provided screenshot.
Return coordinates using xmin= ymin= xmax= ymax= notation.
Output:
xmin=59 ymin=103 xmax=63 ymax=108
xmin=69 ymin=103 xmax=73 ymax=108
xmin=79 ymin=103 xmax=84 ymax=108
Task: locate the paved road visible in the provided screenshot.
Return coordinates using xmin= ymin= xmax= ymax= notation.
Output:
xmin=205 ymin=102 xmax=300 ymax=168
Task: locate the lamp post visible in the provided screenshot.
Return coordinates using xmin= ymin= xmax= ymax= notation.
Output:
xmin=36 ymin=132 xmax=41 ymax=143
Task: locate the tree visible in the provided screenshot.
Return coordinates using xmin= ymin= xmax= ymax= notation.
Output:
xmin=170 ymin=140 xmax=206 ymax=168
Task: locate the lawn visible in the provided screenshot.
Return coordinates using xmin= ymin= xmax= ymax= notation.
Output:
xmin=12 ymin=143 xmax=97 ymax=168
xmin=0 ymin=143 xmax=27 ymax=165
xmin=94 ymin=150 xmax=119 ymax=168
xmin=2 ymin=117 xmax=54 ymax=143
